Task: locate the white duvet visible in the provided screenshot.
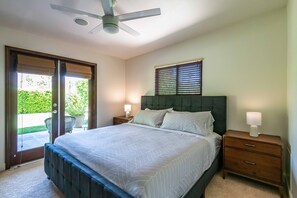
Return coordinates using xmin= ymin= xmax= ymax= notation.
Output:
xmin=54 ymin=123 xmax=221 ymax=198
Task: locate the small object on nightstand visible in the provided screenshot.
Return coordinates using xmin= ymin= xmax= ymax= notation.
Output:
xmin=246 ymin=112 xmax=262 ymax=137
xmin=223 ymin=130 xmax=284 ymax=197
xmin=124 ymin=104 xmax=132 ymax=118
xmin=113 ymin=116 xmax=133 ymax=125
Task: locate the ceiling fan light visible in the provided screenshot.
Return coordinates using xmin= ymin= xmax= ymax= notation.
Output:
xmin=102 ymin=15 xmax=119 ymax=34
xmin=103 ymin=23 xmax=119 ymax=34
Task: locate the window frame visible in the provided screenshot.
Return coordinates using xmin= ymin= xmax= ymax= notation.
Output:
xmin=155 ymin=59 xmax=203 ymax=96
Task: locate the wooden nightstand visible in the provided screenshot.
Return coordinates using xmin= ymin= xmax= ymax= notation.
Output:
xmin=223 ymin=130 xmax=283 ymax=196
xmin=113 ymin=116 xmax=133 ymax=125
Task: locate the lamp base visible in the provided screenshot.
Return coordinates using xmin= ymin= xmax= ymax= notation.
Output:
xmin=249 ymin=125 xmax=259 ymax=137
xmin=125 ymin=112 xmax=130 ymax=118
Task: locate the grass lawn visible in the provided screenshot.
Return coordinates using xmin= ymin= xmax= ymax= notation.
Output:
xmin=18 ymin=125 xmax=47 ymax=135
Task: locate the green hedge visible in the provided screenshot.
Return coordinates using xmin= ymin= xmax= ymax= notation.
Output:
xmin=18 ymin=125 xmax=48 ymax=134
xmin=18 ymin=90 xmax=52 ymax=114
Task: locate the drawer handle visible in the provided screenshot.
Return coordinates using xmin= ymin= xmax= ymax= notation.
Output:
xmin=244 ymin=143 xmax=256 ymax=148
xmin=244 ymin=160 xmax=256 ymax=166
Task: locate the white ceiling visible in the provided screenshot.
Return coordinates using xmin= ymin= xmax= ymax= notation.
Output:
xmin=0 ymin=0 xmax=287 ymax=60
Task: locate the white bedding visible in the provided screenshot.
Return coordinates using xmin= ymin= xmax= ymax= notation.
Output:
xmin=54 ymin=123 xmax=221 ymax=198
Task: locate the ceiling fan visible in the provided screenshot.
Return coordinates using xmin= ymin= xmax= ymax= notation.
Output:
xmin=50 ymin=0 xmax=161 ymax=36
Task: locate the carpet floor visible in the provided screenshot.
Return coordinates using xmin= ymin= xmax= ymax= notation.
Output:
xmin=0 ymin=159 xmax=281 ymax=198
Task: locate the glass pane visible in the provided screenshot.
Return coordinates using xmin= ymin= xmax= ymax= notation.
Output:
xmin=156 ymin=67 xmax=177 ymax=95
xmin=177 ymin=62 xmax=201 ymax=94
xmin=17 ymin=73 xmax=52 ymax=151
xmin=65 ymin=77 xmax=88 ymax=133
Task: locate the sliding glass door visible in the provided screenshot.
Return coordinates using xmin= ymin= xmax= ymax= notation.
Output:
xmin=61 ymin=62 xmax=93 ymax=134
xmin=6 ymin=53 xmax=58 ymax=166
xmin=5 ymin=46 xmax=97 ymax=168
xmin=65 ymin=77 xmax=89 ymax=132
xmin=17 ymin=73 xmax=54 ymax=153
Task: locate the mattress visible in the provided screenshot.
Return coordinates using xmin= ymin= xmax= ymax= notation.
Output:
xmin=54 ymin=123 xmax=221 ymax=198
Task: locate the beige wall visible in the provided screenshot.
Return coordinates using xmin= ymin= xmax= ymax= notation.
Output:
xmin=0 ymin=26 xmax=126 ymax=171
xmin=126 ymin=9 xmax=287 ymax=139
xmin=287 ymin=0 xmax=297 ymax=197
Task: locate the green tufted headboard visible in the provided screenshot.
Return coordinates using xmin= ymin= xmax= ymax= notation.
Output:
xmin=141 ymin=95 xmax=227 ymax=135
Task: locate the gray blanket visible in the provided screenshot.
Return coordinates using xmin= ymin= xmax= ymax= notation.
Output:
xmin=54 ymin=123 xmax=220 ymax=198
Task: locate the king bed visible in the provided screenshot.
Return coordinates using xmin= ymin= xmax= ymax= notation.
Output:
xmin=44 ymin=95 xmax=226 ymax=198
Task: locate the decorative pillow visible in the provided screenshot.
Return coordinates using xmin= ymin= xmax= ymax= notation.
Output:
xmin=160 ymin=111 xmax=215 ymax=136
xmin=130 ymin=109 xmax=168 ymax=127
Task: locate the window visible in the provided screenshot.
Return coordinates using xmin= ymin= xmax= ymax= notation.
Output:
xmin=155 ymin=60 xmax=202 ymax=95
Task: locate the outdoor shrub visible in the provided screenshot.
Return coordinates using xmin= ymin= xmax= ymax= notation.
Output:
xmin=18 ymin=90 xmax=52 ymax=114
xmin=65 ymin=80 xmax=88 ymax=116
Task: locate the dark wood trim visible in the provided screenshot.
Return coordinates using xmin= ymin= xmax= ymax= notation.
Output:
xmin=89 ymin=64 xmax=97 ymax=129
xmin=200 ymin=61 xmax=203 ymax=96
xmin=51 ymin=61 xmax=59 ymax=142
xmin=59 ymin=62 xmax=66 ymax=138
xmin=5 ymin=46 xmax=11 ymax=169
xmin=5 ymin=46 xmax=50 ymax=168
xmin=5 ymin=46 xmax=97 ymax=169
xmin=155 ymin=60 xmax=202 ymax=96
xmin=10 ymin=147 xmax=44 ymax=166
xmin=5 ymin=46 xmax=96 ymax=67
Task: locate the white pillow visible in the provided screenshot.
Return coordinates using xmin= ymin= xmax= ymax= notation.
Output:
xmin=130 ymin=109 xmax=168 ymax=127
xmin=160 ymin=111 xmax=215 ymax=136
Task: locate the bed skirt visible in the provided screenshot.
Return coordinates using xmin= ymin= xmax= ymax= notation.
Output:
xmin=44 ymin=143 xmax=221 ymax=198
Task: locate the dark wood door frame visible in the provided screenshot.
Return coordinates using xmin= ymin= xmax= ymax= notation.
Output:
xmin=5 ymin=46 xmax=97 ymax=169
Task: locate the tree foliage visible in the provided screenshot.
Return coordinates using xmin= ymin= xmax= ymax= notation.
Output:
xmin=17 ymin=79 xmax=88 ymax=116
xmin=65 ymin=80 xmax=88 ymax=116
xmin=18 ymin=90 xmax=52 ymax=114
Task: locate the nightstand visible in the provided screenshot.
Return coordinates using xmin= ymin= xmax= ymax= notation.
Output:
xmin=113 ymin=116 xmax=133 ymax=125
xmin=223 ymin=130 xmax=283 ymax=196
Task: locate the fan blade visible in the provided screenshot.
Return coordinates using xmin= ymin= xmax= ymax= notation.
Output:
xmin=118 ymin=22 xmax=140 ymax=37
xmin=89 ymin=24 xmax=103 ymax=34
xmin=101 ymin=0 xmax=114 ymax=16
xmin=118 ymin=8 xmax=161 ymax=22
xmin=50 ymin=4 xmax=102 ymax=20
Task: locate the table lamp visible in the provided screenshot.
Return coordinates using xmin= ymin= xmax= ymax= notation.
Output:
xmin=246 ymin=112 xmax=262 ymax=137
xmin=124 ymin=104 xmax=131 ymax=118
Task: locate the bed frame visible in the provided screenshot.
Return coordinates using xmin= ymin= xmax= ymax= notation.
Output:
xmin=44 ymin=95 xmax=226 ymax=198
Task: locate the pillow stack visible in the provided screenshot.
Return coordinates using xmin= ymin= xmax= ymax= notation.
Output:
xmin=160 ymin=111 xmax=214 ymax=136
xmin=130 ymin=108 xmax=172 ymax=127
xmin=130 ymin=108 xmax=215 ymax=136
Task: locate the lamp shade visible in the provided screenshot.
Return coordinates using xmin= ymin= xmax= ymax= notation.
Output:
xmin=246 ymin=112 xmax=262 ymax=126
xmin=124 ymin=104 xmax=131 ymax=112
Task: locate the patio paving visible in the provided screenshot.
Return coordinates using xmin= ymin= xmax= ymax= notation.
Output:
xmin=17 ymin=127 xmax=86 ymax=151
xmin=18 ymin=131 xmax=49 ymax=151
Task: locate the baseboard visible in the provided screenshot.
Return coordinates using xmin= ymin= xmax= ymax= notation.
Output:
xmin=287 ymin=177 xmax=293 ymax=198
xmin=288 ymin=188 xmax=293 ymax=198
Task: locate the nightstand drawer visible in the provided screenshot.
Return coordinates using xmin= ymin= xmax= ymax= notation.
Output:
xmin=113 ymin=116 xmax=133 ymax=125
xmin=114 ymin=119 xmax=126 ymax=124
xmin=224 ymin=147 xmax=282 ymax=184
xmin=224 ymin=137 xmax=281 ymax=156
